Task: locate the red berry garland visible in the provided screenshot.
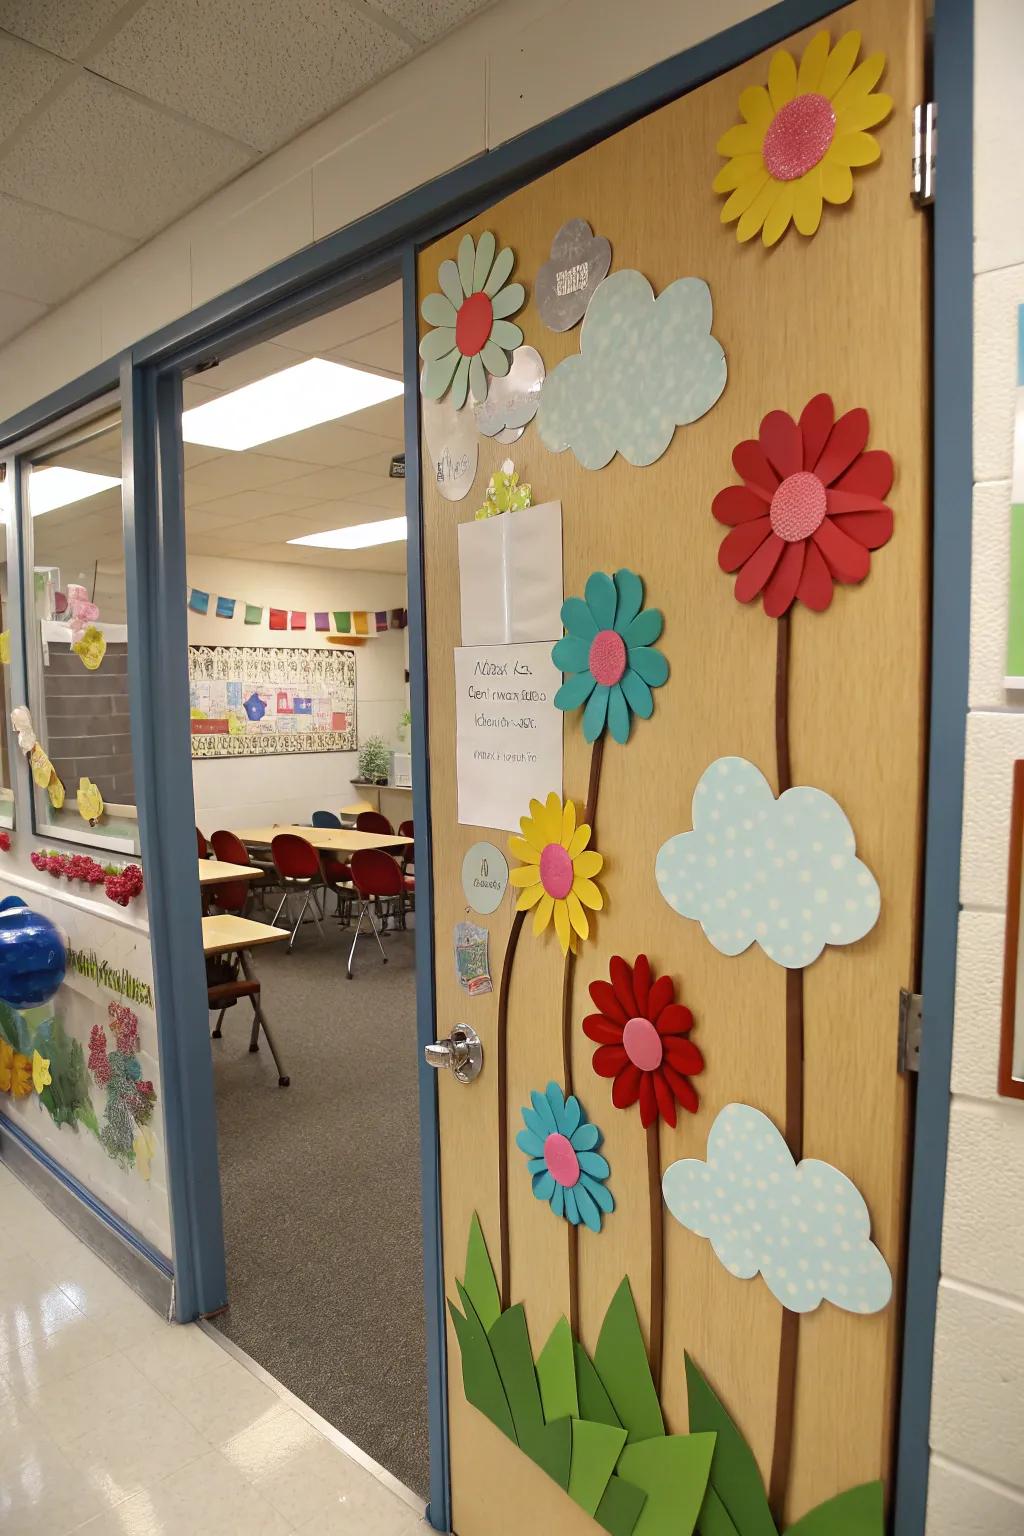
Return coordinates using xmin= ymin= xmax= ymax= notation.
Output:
xmin=30 ymin=848 xmax=143 ymax=904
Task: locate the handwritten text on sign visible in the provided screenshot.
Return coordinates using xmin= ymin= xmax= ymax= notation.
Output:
xmin=454 ymin=643 xmax=563 ymax=833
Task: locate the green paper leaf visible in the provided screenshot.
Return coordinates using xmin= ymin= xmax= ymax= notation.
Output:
xmin=594 ymin=1279 xmax=665 ymax=1443
xmin=617 ymin=1434 xmax=716 ymax=1536
xmin=699 ymin=1487 xmax=742 ymax=1536
xmin=575 ymin=1341 xmax=622 ymax=1428
xmin=784 ymin=1481 xmax=884 ymax=1536
xmin=488 ymin=1302 xmax=545 ymax=1447
xmin=685 ymin=1355 xmax=776 ymax=1536
xmin=596 ymin=1473 xmax=648 ymax=1536
xmin=522 ymin=1415 xmax=573 ymax=1490
xmin=448 ymin=1293 xmax=515 ymax=1444
xmin=464 ymin=1212 xmax=502 ymax=1333
xmin=537 ymin=1317 xmax=579 ymax=1423
xmin=569 ymin=1418 xmax=628 ymax=1515
xmin=0 ymin=1000 xmax=27 ymax=1052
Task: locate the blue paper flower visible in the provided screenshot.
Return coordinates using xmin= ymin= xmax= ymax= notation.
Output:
xmin=552 ymin=569 xmax=668 ymax=744
xmin=516 ymin=1081 xmax=614 ymax=1233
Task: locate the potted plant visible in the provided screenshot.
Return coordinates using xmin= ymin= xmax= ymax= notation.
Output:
xmin=356 ymin=735 xmax=391 ymax=786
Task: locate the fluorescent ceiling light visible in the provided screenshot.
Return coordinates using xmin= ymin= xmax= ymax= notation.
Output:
xmin=288 ymin=517 xmax=407 ymax=550
xmin=181 ymin=358 xmax=403 ymax=450
xmin=29 ymin=467 xmax=121 ymax=516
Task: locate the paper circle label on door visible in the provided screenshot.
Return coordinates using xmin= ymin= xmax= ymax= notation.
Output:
xmin=462 ymin=842 xmax=508 ymax=914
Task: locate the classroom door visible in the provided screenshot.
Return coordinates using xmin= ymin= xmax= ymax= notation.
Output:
xmin=418 ymin=2 xmax=926 ymax=1531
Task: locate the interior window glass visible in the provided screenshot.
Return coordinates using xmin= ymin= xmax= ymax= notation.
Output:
xmin=0 ymin=471 xmax=12 ymax=828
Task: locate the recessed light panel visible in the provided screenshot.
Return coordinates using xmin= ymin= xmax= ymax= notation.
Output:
xmin=287 ymin=517 xmax=407 ymax=550
xmin=181 ymin=358 xmax=403 ymax=451
xmin=29 ymin=467 xmax=121 ymax=516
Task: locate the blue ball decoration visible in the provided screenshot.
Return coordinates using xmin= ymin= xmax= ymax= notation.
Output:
xmin=0 ymin=896 xmax=26 ymax=911
xmin=0 ymin=907 xmax=67 ymax=1008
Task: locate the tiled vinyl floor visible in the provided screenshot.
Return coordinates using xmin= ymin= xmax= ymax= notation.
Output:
xmin=0 ymin=1164 xmax=429 ymax=1535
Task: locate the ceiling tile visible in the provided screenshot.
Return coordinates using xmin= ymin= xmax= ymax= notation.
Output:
xmin=184 ymin=487 xmax=323 ymax=519
xmin=185 ymin=452 xmax=312 ymax=499
xmin=0 ymin=287 xmax=47 ymax=346
xmin=188 ymin=340 xmax=308 ymax=394
xmin=342 ymin=448 xmax=400 ymax=479
xmin=0 ymin=0 xmax=128 ymax=58
xmin=256 ymin=421 xmax=399 ymax=468
xmin=90 ymin=0 xmax=411 ymax=153
xmin=280 ymin=281 xmax=402 ymax=352
xmin=328 ymin=322 xmax=404 ymax=375
xmin=353 ymin=479 xmax=406 ymax=513
xmin=0 ymin=191 xmax=134 ymax=303
xmin=344 ymin=394 xmax=405 ymax=439
xmin=365 ymin=0 xmax=495 ymax=44
xmin=0 ymin=33 xmax=70 ymax=140
xmin=0 ymin=74 xmax=253 ymax=240
xmin=270 ymin=466 xmax=386 ymax=501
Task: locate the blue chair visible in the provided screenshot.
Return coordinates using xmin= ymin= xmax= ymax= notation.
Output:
xmin=311 ymin=810 xmax=342 ymax=828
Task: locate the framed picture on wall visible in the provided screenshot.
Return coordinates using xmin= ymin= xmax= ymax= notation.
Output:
xmin=1000 ymin=760 xmax=1024 ymax=1099
xmin=188 ymin=644 xmax=357 ymax=758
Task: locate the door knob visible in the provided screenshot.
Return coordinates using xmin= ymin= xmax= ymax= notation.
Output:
xmin=424 ymin=1023 xmax=483 ymax=1083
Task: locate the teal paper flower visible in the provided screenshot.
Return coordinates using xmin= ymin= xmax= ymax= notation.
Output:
xmin=419 ymin=231 xmax=525 ymax=409
xmin=516 ymin=1081 xmax=614 ymax=1233
xmin=552 ymin=569 xmax=668 ymax=744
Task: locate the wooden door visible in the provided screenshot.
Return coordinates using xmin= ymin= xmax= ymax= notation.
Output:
xmin=418 ymin=2 xmax=926 ymax=1531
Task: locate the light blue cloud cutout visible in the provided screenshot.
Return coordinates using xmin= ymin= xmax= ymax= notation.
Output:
xmin=655 ymin=756 xmax=880 ymax=969
xmin=662 ymin=1103 xmax=892 ymax=1315
xmin=537 ymin=269 xmax=727 ymax=469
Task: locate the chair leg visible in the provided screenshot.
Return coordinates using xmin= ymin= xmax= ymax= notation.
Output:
xmin=370 ymin=908 xmax=388 ymax=963
xmin=248 ymin=1006 xmax=260 ymax=1052
xmin=287 ymin=891 xmax=310 ymax=952
xmin=271 ymin=891 xmax=288 ymax=928
xmin=211 ymin=1007 xmax=227 ymax=1039
xmin=253 ymin=1002 xmax=289 ymax=1086
xmin=347 ymin=903 xmax=368 ymax=978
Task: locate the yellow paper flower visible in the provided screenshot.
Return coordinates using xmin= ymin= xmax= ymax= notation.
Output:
xmin=11 ymin=1051 xmax=32 ymax=1097
xmin=32 ymin=1050 xmax=51 ymax=1095
xmin=0 ymin=631 xmax=9 ymax=665
xmin=0 ymin=1038 xmax=12 ymax=1092
xmin=509 ymin=791 xmax=605 ymax=956
xmin=714 ymin=29 xmax=892 ymax=247
xmin=72 ymin=624 xmax=106 ymax=671
xmin=48 ymin=774 xmax=65 ymax=809
xmin=29 ymin=743 xmax=54 ymax=788
xmin=77 ymin=777 xmax=104 ymax=824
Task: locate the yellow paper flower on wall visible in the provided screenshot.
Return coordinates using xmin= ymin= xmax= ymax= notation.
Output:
xmin=48 ymin=774 xmax=65 ymax=810
xmin=11 ymin=1051 xmax=32 ymax=1097
xmin=509 ymin=792 xmax=604 ymax=956
xmin=72 ymin=624 xmax=106 ymax=671
xmin=32 ymin=1051 xmax=51 ymax=1095
xmin=77 ymin=778 xmax=105 ymax=824
xmin=714 ymin=29 xmax=892 ymax=247
xmin=0 ymin=1039 xmax=12 ymax=1092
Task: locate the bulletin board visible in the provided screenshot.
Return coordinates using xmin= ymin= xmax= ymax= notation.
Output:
xmin=188 ymin=644 xmax=356 ymax=758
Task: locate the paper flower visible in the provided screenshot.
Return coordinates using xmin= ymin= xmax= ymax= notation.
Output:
xmin=713 ymin=395 xmax=893 ymax=615
xmin=509 ymin=792 xmax=604 ymax=955
xmin=474 ymin=459 xmax=532 ymax=520
xmin=536 ymin=218 xmax=612 ymax=332
xmin=714 ymin=29 xmax=893 ymax=246
xmin=516 ymin=1081 xmax=614 ymax=1232
xmin=11 ymin=706 xmax=35 ymax=753
xmin=553 ymin=570 xmax=667 ymax=743
xmin=419 ymin=231 xmax=525 ymax=407
xmin=662 ymin=1103 xmax=892 ymax=1314
xmin=72 ymin=624 xmax=106 ymax=671
xmin=31 ymin=1050 xmax=52 ymax=1095
xmin=66 ymin=582 xmax=99 ymax=642
xmin=10 ymin=1050 xmax=32 ymax=1097
xmin=656 ymin=756 xmax=880 ymax=968
xmin=77 ymin=778 xmax=105 ymax=824
xmin=538 ymin=270 xmax=727 ymax=469
xmin=584 ymin=955 xmax=703 ymax=1128
xmin=48 ymin=774 xmax=65 ymax=810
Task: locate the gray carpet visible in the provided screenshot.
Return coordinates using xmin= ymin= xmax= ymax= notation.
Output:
xmin=208 ymin=917 xmax=429 ymax=1496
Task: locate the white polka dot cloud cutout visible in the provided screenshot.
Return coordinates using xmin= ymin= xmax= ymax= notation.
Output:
xmin=654 ymin=756 xmax=880 ymax=969
xmin=662 ymin=1103 xmax=892 ymax=1315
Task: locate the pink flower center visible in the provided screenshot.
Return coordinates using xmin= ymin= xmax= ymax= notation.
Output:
xmin=762 ymin=93 xmax=836 ymax=182
xmin=770 ymin=470 xmax=827 ymax=542
xmin=455 ymin=291 xmax=494 ymax=357
xmin=544 ymin=1131 xmax=580 ymax=1187
xmin=539 ymin=842 xmax=574 ymax=900
xmin=588 ymin=628 xmax=627 ymax=687
xmin=623 ymin=1015 xmax=664 ymax=1072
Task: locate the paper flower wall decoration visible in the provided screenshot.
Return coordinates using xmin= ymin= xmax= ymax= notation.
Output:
xmin=584 ymin=955 xmax=703 ymax=1128
xmin=713 ymin=394 xmax=894 ymax=615
xmin=420 ymin=231 xmax=525 ymax=407
xmin=31 ymin=1049 xmax=52 ymax=1095
xmin=509 ymin=792 xmax=604 ymax=955
xmin=0 ymin=1038 xmax=32 ymax=1096
xmin=656 ymin=756 xmax=880 ymax=968
xmin=11 ymin=706 xmax=35 ymax=753
xmin=516 ymin=1081 xmax=614 ymax=1232
xmin=553 ymin=570 xmax=667 ymax=743
xmin=77 ymin=778 xmax=105 ymax=825
xmin=474 ymin=459 xmax=532 ymax=520
xmin=72 ymin=625 xmax=106 ymax=671
xmin=538 ymin=270 xmax=726 ymax=469
xmin=662 ymin=1103 xmax=892 ymax=1314
xmin=715 ymin=29 xmax=893 ymax=246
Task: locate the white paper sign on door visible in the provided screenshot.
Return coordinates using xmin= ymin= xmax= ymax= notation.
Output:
xmin=458 ymin=502 xmax=563 ymax=645
xmin=454 ymin=642 xmax=563 ymax=832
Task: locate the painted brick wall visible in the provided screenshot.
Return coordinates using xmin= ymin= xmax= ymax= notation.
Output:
xmin=925 ymin=0 xmax=1024 ymax=1529
xmin=45 ymin=642 xmax=135 ymax=803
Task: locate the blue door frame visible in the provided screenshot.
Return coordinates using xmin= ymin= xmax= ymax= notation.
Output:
xmin=0 ymin=0 xmax=971 ymax=1529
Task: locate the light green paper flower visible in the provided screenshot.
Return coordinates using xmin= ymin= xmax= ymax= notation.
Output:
xmin=474 ymin=459 xmax=532 ymax=520
xmin=420 ymin=231 xmax=525 ymax=409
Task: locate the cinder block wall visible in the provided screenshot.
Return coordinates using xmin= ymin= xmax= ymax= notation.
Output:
xmin=44 ymin=643 xmax=134 ymax=804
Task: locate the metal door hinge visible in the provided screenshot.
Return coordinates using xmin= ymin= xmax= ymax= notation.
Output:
xmin=912 ymin=102 xmax=936 ymax=207
xmin=898 ymin=989 xmax=923 ymax=1073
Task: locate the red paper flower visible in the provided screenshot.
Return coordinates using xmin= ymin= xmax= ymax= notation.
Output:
xmin=583 ymin=954 xmax=703 ymax=1128
xmin=712 ymin=394 xmax=894 ymax=616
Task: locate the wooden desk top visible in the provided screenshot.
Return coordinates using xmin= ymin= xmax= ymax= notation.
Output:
xmin=201 ymin=914 xmax=289 ymax=955
xmin=234 ymin=825 xmax=412 ymax=854
xmin=198 ymin=858 xmax=265 ymax=887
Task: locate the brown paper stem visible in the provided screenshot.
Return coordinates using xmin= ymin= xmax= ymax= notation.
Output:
xmin=646 ymin=1119 xmax=664 ymax=1394
xmin=496 ymin=907 xmax=525 ymax=1312
xmin=768 ymin=610 xmax=804 ymax=1523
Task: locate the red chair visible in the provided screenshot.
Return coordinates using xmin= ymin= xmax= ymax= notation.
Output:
xmin=209 ymin=829 xmax=264 ymax=917
xmin=197 ymin=827 xmax=210 ymax=859
xmin=347 ymin=849 xmax=409 ymax=977
xmin=356 ymin=810 xmax=394 ymax=835
xmin=207 ymin=967 xmax=289 ymax=1087
xmin=271 ymin=833 xmax=325 ymax=951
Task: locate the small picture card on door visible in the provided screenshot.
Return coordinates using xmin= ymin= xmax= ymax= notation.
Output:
xmin=454 ymin=922 xmax=492 ymax=996
xmin=458 ymin=501 xmax=563 ymax=645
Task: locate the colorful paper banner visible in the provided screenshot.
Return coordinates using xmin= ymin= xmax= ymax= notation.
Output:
xmin=216 ymin=596 xmax=235 ymax=619
xmin=291 ymin=611 xmax=306 ymax=630
xmin=269 ymin=609 xmax=287 ymax=631
xmin=314 ymin=612 xmax=329 ymax=632
xmin=188 ymin=589 xmax=209 ymax=615
xmin=244 ymin=604 xmax=262 ymax=625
